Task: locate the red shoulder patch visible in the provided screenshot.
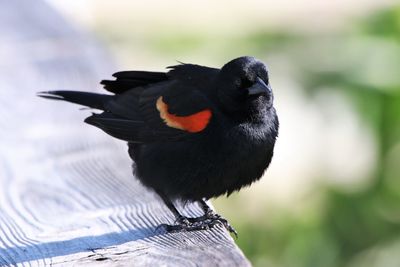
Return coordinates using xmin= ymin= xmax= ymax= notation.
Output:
xmin=156 ymin=96 xmax=212 ymax=133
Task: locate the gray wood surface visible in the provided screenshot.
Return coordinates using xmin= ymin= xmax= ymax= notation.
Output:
xmin=0 ymin=1 xmax=250 ymax=266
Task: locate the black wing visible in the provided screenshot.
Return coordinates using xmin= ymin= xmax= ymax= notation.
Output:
xmin=87 ymin=79 xmax=214 ymax=142
xmin=100 ymin=63 xmax=218 ymax=95
xmin=40 ymin=64 xmax=218 ymax=143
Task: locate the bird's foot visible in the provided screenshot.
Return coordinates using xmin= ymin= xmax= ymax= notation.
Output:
xmin=187 ymin=212 xmax=238 ymax=237
xmin=159 ymin=217 xmax=209 ymax=233
xmin=159 ymin=213 xmax=237 ymax=237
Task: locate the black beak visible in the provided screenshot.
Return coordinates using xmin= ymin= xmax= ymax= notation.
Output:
xmin=247 ymin=77 xmax=272 ymax=96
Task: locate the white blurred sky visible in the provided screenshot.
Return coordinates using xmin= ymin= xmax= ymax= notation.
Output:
xmin=44 ymin=0 xmax=394 ymax=210
xmin=48 ymin=0 xmax=395 ymax=32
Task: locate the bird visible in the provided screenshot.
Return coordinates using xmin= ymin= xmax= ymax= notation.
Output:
xmin=38 ymin=56 xmax=279 ymax=236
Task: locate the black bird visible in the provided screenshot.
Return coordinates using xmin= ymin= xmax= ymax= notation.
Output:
xmin=38 ymin=56 xmax=279 ymax=236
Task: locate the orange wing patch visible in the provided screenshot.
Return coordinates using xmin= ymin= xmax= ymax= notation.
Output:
xmin=156 ymin=96 xmax=212 ymax=133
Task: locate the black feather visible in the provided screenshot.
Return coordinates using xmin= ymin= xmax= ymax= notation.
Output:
xmin=102 ymin=71 xmax=168 ymax=94
xmin=85 ymin=113 xmax=145 ymax=142
xmin=112 ymin=71 xmax=167 ymax=81
xmin=37 ymin=91 xmax=111 ymax=110
xmin=38 ymin=57 xmax=279 ymax=236
xmin=101 ymin=79 xmax=148 ymax=92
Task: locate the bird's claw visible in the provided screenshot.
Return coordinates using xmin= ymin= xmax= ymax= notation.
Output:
xmin=158 ymin=220 xmax=208 ymax=233
xmin=158 ymin=213 xmax=238 ymax=238
xmin=188 ymin=211 xmax=237 ymax=237
xmin=206 ymin=216 xmax=238 ymax=238
xmin=169 ymin=215 xmax=189 ymax=226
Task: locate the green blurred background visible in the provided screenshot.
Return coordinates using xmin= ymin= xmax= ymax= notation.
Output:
xmin=49 ymin=1 xmax=400 ymax=266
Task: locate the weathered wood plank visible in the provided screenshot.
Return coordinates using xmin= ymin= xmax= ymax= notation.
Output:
xmin=0 ymin=1 xmax=250 ymax=266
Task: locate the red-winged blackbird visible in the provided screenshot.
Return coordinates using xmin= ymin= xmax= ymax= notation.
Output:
xmin=38 ymin=56 xmax=279 ymax=236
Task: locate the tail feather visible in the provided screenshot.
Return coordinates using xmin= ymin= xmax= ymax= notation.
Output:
xmin=37 ymin=91 xmax=112 ymax=110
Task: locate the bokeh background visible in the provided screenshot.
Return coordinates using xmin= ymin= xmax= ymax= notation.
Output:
xmin=46 ymin=1 xmax=400 ymax=266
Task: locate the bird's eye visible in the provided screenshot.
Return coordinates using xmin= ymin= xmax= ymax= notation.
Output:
xmin=239 ymin=78 xmax=253 ymax=89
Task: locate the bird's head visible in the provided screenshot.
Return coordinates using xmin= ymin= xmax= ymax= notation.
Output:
xmin=216 ymin=56 xmax=274 ymax=121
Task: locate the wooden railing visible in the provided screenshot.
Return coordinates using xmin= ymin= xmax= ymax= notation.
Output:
xmin=0 ymin=1 xmax=250 ymax=266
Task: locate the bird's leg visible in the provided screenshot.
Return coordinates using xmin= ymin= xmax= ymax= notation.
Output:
xmin=186 ymin=199 xmax=238 ymax=237
xmin=156 ymin=191 xmax=192 ymax=231
xmin=199 ymin=199 xmax=214 ymax=216
xmin=158 ymin=191 xmax=190 ymax=225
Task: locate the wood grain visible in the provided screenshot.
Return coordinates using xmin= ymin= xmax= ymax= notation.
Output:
xmin=0 ymin=1 xmax=250 ymax=266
